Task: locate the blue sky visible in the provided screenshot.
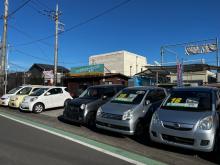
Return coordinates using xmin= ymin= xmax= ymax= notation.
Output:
xmin=0 ymin=0 xmax=220 ymax=71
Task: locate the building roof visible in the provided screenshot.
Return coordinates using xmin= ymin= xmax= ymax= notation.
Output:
xmin=136 ymin=64 xmax=220 ymax=76
xmin=29 ymin=63 xmax=70 ymax=73
xmin=65 ymin=73 xmax=129 ymax=80
xmin=126 ymin=86 xmax=164 ymax=91
xmin=89 ymin=50 xmax=146 ymax=59
xmin=173 ymin=86 xmax=218 ymax=92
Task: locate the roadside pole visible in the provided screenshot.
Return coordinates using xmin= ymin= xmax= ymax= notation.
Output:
xmin=54 ymin=4 xmax=59 ymax=86
xmin=1 ymin=0 xmax=9 ymax=94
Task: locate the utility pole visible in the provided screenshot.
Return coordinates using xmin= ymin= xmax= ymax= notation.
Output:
xmin=51 ymin=3 xmax=64 ymax=86
xmin=54 ymin=4 xmax=59 ymax=86
xmin=1 ymin=0 xmax=9 ymax=94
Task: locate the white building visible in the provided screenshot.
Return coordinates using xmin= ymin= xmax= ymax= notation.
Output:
xmin=89 ymin=50 xmax=147 ymax=76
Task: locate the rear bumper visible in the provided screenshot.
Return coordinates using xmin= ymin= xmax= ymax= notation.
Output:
xmin=150 ymin=122 xmax=215 ymax=152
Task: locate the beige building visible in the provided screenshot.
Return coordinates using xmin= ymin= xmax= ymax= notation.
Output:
xmin=169 ymin=70 xmax=216 ymax=84
xmin=89 ymin=50 xmax=147 ymax=76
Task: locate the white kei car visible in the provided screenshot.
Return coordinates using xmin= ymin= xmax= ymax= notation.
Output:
xmin=20 ymin=86 xmax=72 ymax=113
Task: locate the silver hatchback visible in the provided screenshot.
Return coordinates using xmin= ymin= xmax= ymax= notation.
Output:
xmin=150 ymin=87 xmax=220 ymax=152
xmin=96 ymin=86 xmax=167 ymax=136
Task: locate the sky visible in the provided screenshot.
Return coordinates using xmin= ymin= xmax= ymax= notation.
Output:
xmin=0 ymin=0 xmax=220 ymax=71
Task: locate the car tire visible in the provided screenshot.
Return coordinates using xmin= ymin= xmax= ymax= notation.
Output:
xmin=134 ymin=120 xmax=145 ymax=138
xmin=33 ymin=103 xmax=44 ymax=114
xmin=214 ymin=131 xmax=220 ymax=153
xmin=86 ymin=112 xmax=96 ymax=130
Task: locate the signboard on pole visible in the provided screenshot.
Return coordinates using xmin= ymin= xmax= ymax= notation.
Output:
xmin=70 ymin=64 xmax=104 ymax=75
xmin=185 ymin=42 xmax=218 ymax=55
xmin=177 ymin=61 xmax=183 ymax=87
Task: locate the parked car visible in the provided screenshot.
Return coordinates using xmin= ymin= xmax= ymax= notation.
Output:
xmin=96 ymin=86 xmax=167 ymax=136
xmin=20 ymin=86 xmax=72 ymax=113
xmin=0 ymin=86 xmax=35 ymax=106
xmin=150 ymin=87 xmax=220 ymax=152
xmin=9 ymin=85 xmax=42 ymax=108
xmin=62 ymin=84 xmax=125 ymax=128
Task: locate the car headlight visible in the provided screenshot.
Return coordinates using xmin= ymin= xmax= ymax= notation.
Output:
xmin=122 ymin=110 xmax=133 ymax=120
xmin=151 ymin=112 xmax=160 ymax=124
xmin=1 ymin=96 xmax=9 ymax=100
xmin=80 ymin=104 xmax=86 ymax=110
xmin=198 ymin=116 xmax=213 ymax=130
xmin=97 ymin=107 xmax=102 ymax=116
xmin=30 ymin=97 xmax=38 ymax=102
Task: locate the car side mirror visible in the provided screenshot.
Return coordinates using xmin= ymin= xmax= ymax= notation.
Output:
xmin=102 ymin=95 xmax=107 ymax=100
xmin=145 ymin=100 xmax=151 ymax=105
xmin=45 ymin=92 xmax=51 ymax=96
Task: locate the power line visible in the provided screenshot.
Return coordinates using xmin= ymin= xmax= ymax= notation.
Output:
xmin=13 ymin=48 xmax=53 ymax=62
xmin=8 ymin=24 xmax=52 ymax=47
xmin=0 ymin=0 xmax=32 ymax=20
xmin=13 ymin=0 xmax=132 ymax=47
xmin=33 ymin=0 xmax=51 ymax=10
xmin=8 ymin=0 xmax=32 ymax=18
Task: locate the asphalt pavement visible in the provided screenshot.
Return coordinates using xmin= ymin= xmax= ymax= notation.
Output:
xmin=0 ymin=107 xmax=219 ymax=165
xmin=0 ymin=116 xmax=131 ymax=165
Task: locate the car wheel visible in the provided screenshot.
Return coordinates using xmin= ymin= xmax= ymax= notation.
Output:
xmin=33 ymin=103 xmax=44 ymax=114
xmin=134 ymin=120 xmax=145 ymax=138
xmin=214 ymin=131 xmax=220 ymax=152
xmin=86 ymin=112 xmax=96 ymax=130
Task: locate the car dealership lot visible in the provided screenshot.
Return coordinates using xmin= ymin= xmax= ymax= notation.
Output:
xmin=0 ymin=107 xmax=219 ymax=165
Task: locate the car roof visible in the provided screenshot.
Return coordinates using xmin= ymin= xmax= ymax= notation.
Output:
xmin=89 ymin=84 xmax=124 ymax=88
xmin=172 ymin=86 xmax=218 ymax=92
xmin=125 ymin=86 xmax=164 ymax=91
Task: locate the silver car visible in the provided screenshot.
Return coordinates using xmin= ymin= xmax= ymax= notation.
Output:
xmin=150 ymin=87 xmax=220 ymax=152
xmin=96 ymin=86 xmax=167 ymax=136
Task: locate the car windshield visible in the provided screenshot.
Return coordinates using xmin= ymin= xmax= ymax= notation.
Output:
xmin=29 ymin=88 xmax=49 ymax=96
xmin=161 ymin=91 xmax=212 ymax=111
xmin=79 ymin=87 xmax=102 ymax=99
xmin=8 ymin=86 xmax=22 ymax=94
xmin=17 ymin=87 xmax=32 ymax=95
xmin=111 ymin=89 xmax=146 ymax=104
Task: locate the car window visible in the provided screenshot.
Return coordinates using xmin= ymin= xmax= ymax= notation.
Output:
xmin=8 ymin=86 xmax=22 ymax=94
xmin=161 ymin=91 xmax=212 ymax=111
xmin=17 ymin=87 xmax=32 ymax=95
xmin=145 ymin=90 xmax=159 ymax=103
xmin=103 ymin=87 xmax=115 ymax=97
xmin=30 ymin=88 xmax=49 ymax=96
xmin=48 ymin=88 xmax=63 ymax=95
xmin=216 ymin=90 xmax=220 ymax=112
xmin=157 ymin=89 xmax=166 ymax=100
xmin=111 ymin=89 xmax=146 ymax=104
xmin=31 ymin=88 xmax=40 ymax=93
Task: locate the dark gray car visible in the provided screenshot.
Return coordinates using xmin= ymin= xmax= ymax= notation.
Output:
xmin=62 ymin=84 xmax=125 ymax=128
xmin=96 ymin=86 xmax=167 ymax=136
xmin=150 ymin=87 xmax=220 ymax=152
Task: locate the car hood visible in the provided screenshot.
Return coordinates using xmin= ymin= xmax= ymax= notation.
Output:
xmin=69 ymin=97 xmax=97 ymax=106
xmin=1 ymin=94 xmax=13 ymax=99
xmin=101 ymin=102 xmax=137 ymax=115
xmin=23 ymin=96 xmax=36 ymax=103
xmin=157 ymin=109 xmax=213 ymax=124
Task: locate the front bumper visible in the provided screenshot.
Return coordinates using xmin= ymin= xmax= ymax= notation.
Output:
xmin=96 ymin=116 xmax=135 ymax=135
xmin=0 ymin=99 xmax=9 ymax=106
xmin=150 ymin=121 xmax=215 ymax=152
xmin=8 ymin=100 xmax=20 ymax=108
xmin=62 ymin=106 xmax=85 ymax=124
xmin=20 ymin=102 xmax=32 ymax=111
